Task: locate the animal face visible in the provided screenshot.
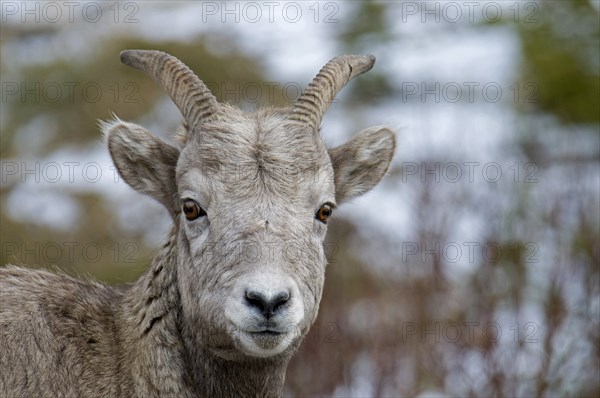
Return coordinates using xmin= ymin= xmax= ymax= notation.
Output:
xmin=176 ymin=110 xmax=334 ymax=357
xmin=104 ymin=50 xmax=395 ymax=359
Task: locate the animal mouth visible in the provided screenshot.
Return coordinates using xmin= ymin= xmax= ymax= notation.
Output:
xmin=229 ymin=322 xmax=302 ymax=357
xmin=244 ymin=321 xmax=288 ymax=336
xmin=251 ymin=330 xmax=282 ymax=336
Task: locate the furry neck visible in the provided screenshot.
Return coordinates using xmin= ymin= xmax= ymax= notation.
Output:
xmin=182 ymin=342 xmax=288 ymax=397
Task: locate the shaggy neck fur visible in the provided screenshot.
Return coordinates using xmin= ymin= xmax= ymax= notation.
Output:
xmin=119 ymin=227 xmax=288 ymax=397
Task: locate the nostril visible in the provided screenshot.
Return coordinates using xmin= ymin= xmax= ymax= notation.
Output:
xmin=271 ymin=291 xmax=289 ymax=312
xmin=245 ymin=290 xmax=268 ymax=313
xmin=245 ymin=290 xmax=290 ymax=318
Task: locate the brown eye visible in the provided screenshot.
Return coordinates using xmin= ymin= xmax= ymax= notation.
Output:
xmin=316 ymin=203 xmax=334 ymax=224
xmin=182 ymin=199 xmax=206 ymax=221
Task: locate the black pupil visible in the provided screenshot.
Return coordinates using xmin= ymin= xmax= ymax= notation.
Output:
xmin=184 ymin=202 xmax=196 ymax=215
xmin=321 ymin=207 xmax=330 ymax=217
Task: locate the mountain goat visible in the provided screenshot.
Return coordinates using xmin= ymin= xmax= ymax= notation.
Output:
xmin=0 ymin=50 xmax=395 ymax=397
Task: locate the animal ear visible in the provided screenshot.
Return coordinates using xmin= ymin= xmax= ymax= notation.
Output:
xmin=328 ymin=126 xmax=396 ymax=204
xmin=103 ymin=120 xmax=180 ymax=213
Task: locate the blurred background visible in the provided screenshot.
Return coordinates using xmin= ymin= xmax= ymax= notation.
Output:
xmin=1 ymin=1 xmax=598 ymax=396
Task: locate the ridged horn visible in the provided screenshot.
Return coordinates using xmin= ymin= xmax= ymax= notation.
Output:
xmin=120 ymin=49 xmax=219 ymax=131
xmin=290 ymin=54 xmax=376 ymax=129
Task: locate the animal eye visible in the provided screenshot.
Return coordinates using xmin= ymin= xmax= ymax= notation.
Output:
xmin=182 ymin=199 xmax=206 ymax=221
xmin=315 ymin=203 xmax=334 ymax=224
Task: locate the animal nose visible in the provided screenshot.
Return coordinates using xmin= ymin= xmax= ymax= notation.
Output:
xmin=245 ymin=290 xmax=290 ymax=318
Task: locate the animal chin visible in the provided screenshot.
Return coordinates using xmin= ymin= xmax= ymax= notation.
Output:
xmin=249 ymin=330 xmax=285 ymax=350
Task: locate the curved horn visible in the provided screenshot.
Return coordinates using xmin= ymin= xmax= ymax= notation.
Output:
xmin=290 ymin=54 xmax=376 ymax=129
xmin=120 ymin=49 xmax=219 ymax=130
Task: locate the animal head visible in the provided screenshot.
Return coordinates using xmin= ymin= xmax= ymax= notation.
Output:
xmin=103 ymin=50 xmax=395 ymax=360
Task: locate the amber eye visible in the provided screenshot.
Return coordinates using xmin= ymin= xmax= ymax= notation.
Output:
xmin=182 ymin=199 xmax=206 ymax=221
xmin=315 ymin=203 xmax=334 ymax=224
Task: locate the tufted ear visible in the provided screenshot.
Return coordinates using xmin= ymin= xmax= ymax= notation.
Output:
xmin=103 ymin=120 xmax=180 ymax=214
xmin=328 ymin=126 xmax=396 ymax=204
